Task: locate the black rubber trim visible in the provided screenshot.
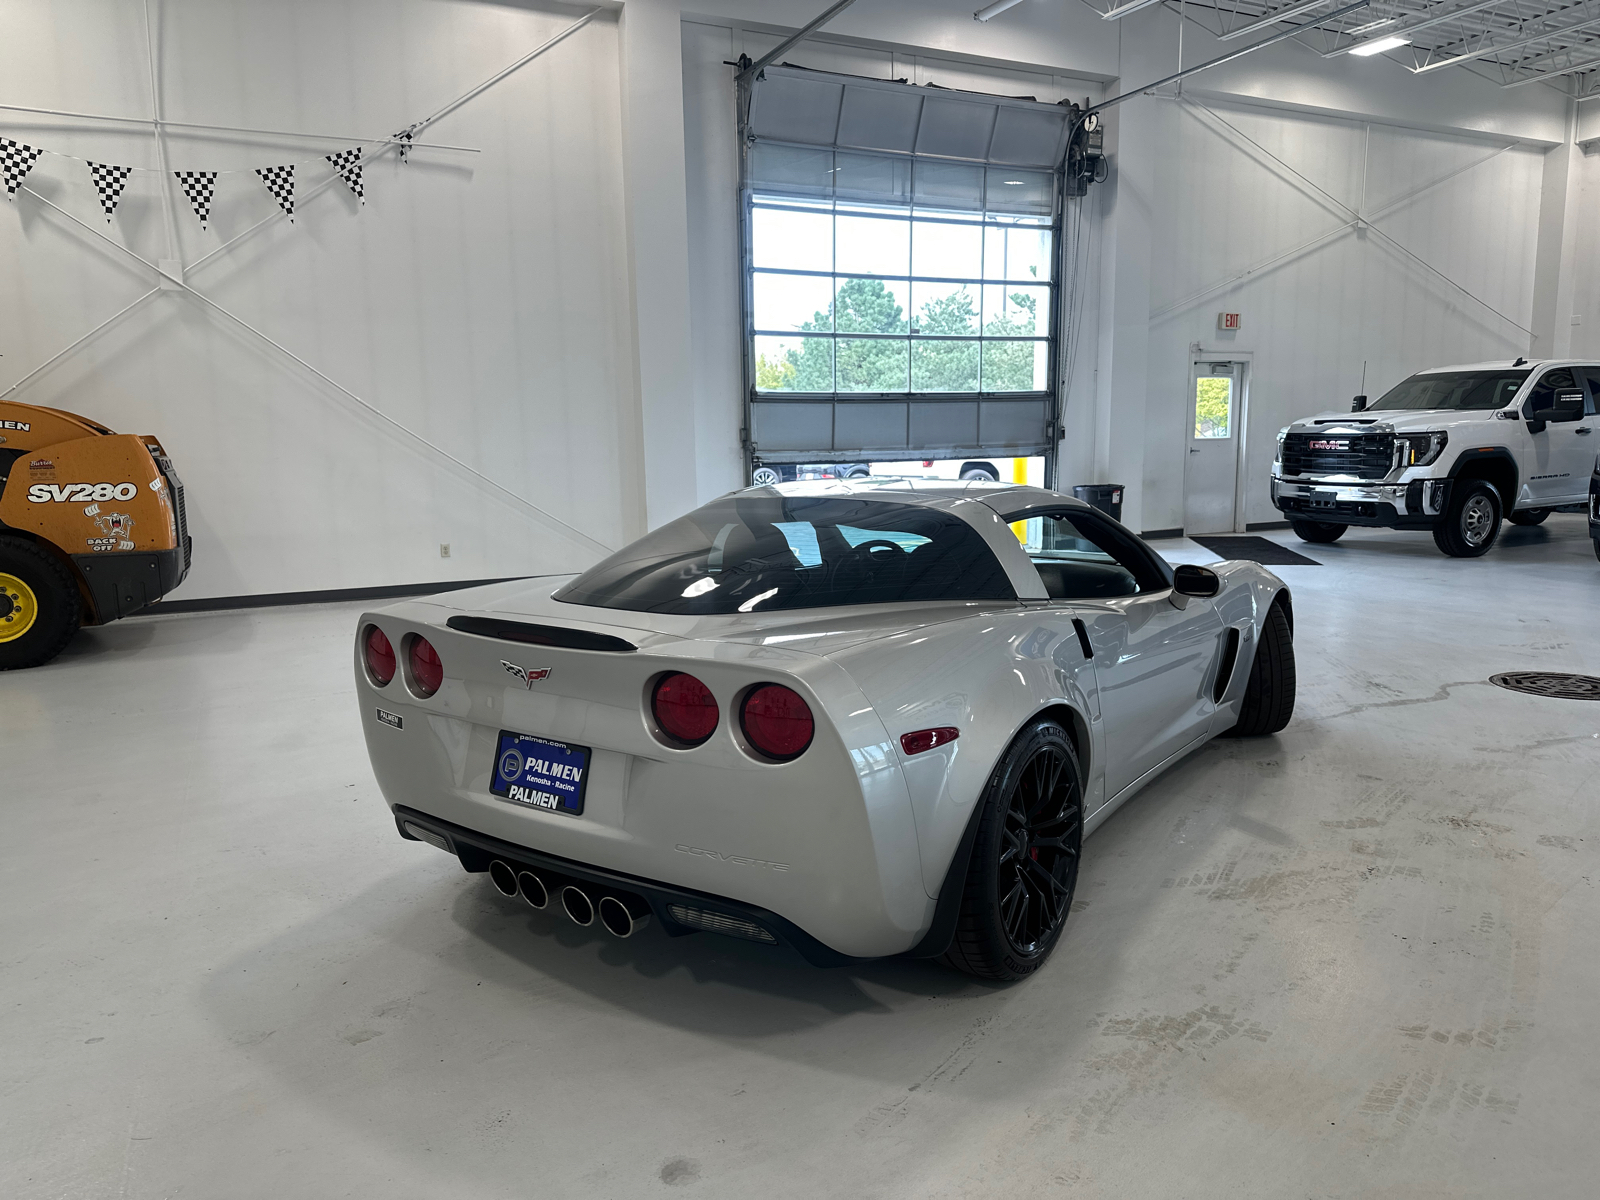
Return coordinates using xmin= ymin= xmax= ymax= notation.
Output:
xmin=140 ymin=576 xmax=530 ymax=615
xmin=392 ymin=806 xmax=870 ymax=967
xmin=1071 ymin=617 xmax=1094 ymax=661
xmin=904 ymin=797 xmax=988 ymax=960
xmin=446 ymin=614 xmax=637 ymax=653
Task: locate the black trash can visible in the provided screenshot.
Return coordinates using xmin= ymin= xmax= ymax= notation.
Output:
xmin=1072 ymin=484 xmax=1124 ymax=522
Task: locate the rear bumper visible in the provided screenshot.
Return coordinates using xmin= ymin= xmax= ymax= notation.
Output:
xmin=71 ymin=545 xmax=188 ymax=622
xmin=393 ymin=805 xmax=870 ymax=967
xmin=1272 ymin=476 xmax=1444 ymax=529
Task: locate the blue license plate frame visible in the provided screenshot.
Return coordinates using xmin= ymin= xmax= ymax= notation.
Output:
xmin=489 ymin=730 xmax=590 ymax=817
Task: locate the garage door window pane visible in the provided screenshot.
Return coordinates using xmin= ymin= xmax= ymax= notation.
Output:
xmin=837 ymin=337 xmax=909 ymax=392
xmin=982 ymin=339 xmax=1047 ymax=391
xmin=755 ymin=335 xmax=833 ymax=392
xmin=984 ymin=224 xmax=1051 ymax=281
xmin=753 ymin=273 xmax=835 ymax=333
xmin=982 ymin=283 xmax=1048 ymax=336
xmin=912 ymin=220 xmax=983 ymax=280
xmin=752 ymin=207 xmax=833 ymax=272
xmin=835 ymin=277 xmax=910 ymax=334
xmin=912 ymin=338 xmax=980 ymax=392
xmin=836 ymin=214 xmax=910 ymax=276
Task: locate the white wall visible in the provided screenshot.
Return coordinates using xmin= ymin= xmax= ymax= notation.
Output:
xmin=0 ymin=0 xmax=639 ymax=600
xmin=1 ymin=0 xmax=1585 ymax=604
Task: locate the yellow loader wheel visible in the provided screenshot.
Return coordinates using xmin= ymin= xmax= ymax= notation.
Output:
xmin=0 ymin=538 xmax=81 ymax=670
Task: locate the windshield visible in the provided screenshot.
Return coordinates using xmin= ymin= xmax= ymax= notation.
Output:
xmin=553 ymin=494 xmax=1015 ymax=615
xmin=1366 ymin=370 xmax=1530 ymax=412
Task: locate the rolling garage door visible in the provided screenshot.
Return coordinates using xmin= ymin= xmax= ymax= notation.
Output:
xmin=739 ymin=65 xmax=1070 ymax=471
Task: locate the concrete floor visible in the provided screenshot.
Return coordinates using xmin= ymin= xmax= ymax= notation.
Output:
xmin=4 ymin=517 xmax=1598 ymax=1199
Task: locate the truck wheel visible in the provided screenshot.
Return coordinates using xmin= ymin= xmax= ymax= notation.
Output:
xmin=1508 ymin=508 xmax=1549 ymax=526
xmin=0 ymin=538 xmax=82 ymax=670
xmin=1594 ymin=538 xmax=1600 ymax=562
xmin=944 ymin=720 xmax=1082 ymax=981
xmin=1433 ymin=481 xmax=1501 ymax=557
xmin=1289 ymin=518 xmax=1346 ymax=544
xmin=1222 ymin=599 xmax=1296 ymax=737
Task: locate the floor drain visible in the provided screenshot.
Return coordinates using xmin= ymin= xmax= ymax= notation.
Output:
xmin=1490 ymin=672 xmax=1600 ymax=701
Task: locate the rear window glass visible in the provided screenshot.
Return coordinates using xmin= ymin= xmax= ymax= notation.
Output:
xmin=1366 ymin=370 xmax=1530 ymax=412
xmin=554 ymin=495 xmax=1014 ymax=614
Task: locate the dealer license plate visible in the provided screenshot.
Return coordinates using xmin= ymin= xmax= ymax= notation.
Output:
xmin=489 ymin=730 xmax=590 ymax=817
xmin=1307 ymin=490 xmax=1338 ymax=507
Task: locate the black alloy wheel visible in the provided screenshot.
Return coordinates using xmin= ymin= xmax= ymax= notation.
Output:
xmin=1289 ymin=518 xmax=1346 ymax=543
xmin=1508 ymin=508 xmax=1550 ymax=526
xmin=945 ymin=721 xmax=1083 ymax=981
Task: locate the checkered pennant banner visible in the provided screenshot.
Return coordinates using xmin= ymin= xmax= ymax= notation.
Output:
xmin=86 ymin=162 xmax=134 ymax=222
xmin=173 ymin=170 xmax=218 ymax=228
xmin=325 ymin=147 xmax=364 ymax=203
xmin=1 ymin=137 xmax=44 ymax=199
xmin=255 ymin=163 xmax=295 ymax=221
xmin=392 ymin=128 xmax=414 ymax=162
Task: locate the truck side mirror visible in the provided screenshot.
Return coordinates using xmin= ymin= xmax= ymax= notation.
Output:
xmin=1351 ymin=395 xmax=1368 ymax=412
xmin=1527 ymin=388 xmax=1584 ymax=433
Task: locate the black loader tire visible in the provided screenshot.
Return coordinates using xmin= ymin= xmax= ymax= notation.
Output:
xmin=0 ymin=537 xmax=82 ymax=670
xmin=1433 ymin=480 xmax=1501 ymax=557
xmin=944 ymin=720 xmax=1083 ymax=982
xmin=1508 ymin=508 xmax=1549 ymax=526
xmin=1290 ymin=518 xmax=1346 ymax=544
xmin=1223 ymin=599 xmax=1295 ymax=737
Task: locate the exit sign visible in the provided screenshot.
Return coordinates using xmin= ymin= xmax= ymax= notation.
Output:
xmin=1218 ymin=312 xmax=1242 ymax=330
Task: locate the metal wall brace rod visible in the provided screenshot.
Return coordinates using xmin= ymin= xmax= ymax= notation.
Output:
xmin=740 ymin=0 xmax=862 ymax=79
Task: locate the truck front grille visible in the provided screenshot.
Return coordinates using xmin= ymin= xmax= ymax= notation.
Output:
xmin=1281 ymin=431 xmax=1392 ymax=480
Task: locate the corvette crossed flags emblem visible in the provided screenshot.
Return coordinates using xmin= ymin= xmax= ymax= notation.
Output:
xmin=501 ymin=660 xmax=552 ymax=688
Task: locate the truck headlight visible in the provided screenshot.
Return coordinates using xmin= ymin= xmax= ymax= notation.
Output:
xmin=1394 ymin=431 xmax=1447 ymax=468
xmin=1274 ymin=431 xmax=1286 ymax=463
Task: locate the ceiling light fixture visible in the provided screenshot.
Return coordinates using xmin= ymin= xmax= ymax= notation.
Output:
xmin=974 ymin=0 xmax=1027 ymax=21
xmin=1349 ymin=34 xmax=1410 ymax=56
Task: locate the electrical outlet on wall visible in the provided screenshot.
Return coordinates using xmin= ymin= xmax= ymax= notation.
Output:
xmin=439 ymin=543 xmax=451 ymax=558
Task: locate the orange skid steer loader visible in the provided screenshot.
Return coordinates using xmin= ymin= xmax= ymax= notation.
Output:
xmin=0 ymin=399 xmax=191 ymax=669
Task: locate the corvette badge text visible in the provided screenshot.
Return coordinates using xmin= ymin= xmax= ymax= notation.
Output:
xmin=676 ymin=844 xmax=790 ymax=871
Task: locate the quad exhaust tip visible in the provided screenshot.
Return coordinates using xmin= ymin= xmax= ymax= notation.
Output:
xmin=516 ymin=870 xmax=549 ymax=910
xmin=598 ymin=894 xmax=651 ymax=938
xmin=561 ymin=885 xmax=595 ymax=927
xmin=488 ymin=859 xmax=519 ymax=898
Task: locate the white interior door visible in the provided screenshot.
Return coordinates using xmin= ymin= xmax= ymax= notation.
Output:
xmin=1184 ymin=361 xmax=1245 ymax=535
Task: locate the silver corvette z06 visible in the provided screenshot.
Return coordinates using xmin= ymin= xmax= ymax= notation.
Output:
xmin=355 ymin=481 xmax=1295 ymax=980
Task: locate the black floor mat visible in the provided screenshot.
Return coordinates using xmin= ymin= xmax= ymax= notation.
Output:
xmin=1190 ymin=535 xmax=1321 ymax=566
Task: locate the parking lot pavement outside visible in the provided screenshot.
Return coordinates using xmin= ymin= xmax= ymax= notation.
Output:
xmin=2 ymin=517 xmax=1597 ymax=1199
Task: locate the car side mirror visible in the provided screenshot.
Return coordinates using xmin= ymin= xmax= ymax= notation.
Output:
xmin=1173 ymin=563 xmax=1221 ymax=598
xmin=1351 ymin=395 xmax=1368 ymax=412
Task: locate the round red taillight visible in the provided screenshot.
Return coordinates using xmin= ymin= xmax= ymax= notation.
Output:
xmin=652 ymin=672 xmax=719 ymax=746
xmin=741 ymin=684 xmax=813 ymax=761
xmin=363 ymin=625 xmax=395 ymax=685
xmin=409 ymin=635 xmax=443 ymax=698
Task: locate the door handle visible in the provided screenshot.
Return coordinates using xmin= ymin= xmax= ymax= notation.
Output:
xmin=1577 ymin=427 xmax=1592 ymax=435
xmin=1189 ymin=448 xmax=1200 ymax=454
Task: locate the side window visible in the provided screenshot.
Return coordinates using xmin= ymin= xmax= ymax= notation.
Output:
xmin=1526 ymin=368 xmax=1576 ymax=416
xmin=1009 ymin=510 xmax=1169 ymax=600
xmin=1578 ymin=367 xmax=1600 ymax=416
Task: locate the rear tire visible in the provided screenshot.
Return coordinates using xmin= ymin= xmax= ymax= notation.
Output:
xmin=0 ymin=537 xmax=82 ymax=670
xmin=1508 ymin=508 xmax=1549 ymax=526
xmin=1433 ymin=480 xmax=1501 ymax=557
xmin=1223 ymin=599 xmax=1295 ymax=737
xmin=944 ymin=721 xmax=1082 ymax=981
xmin=1290 ymin=518 xmax=1346 ymax=544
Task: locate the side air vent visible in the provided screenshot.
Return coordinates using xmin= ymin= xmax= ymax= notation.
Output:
xmin=445 ymin=615 xmax=637 ymax=653
xmin=1213 ymin=627 xmax=1242 ymax=704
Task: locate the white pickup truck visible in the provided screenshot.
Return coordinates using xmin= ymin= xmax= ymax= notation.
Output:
xmin=1271 ymin=359 xmax=1598 ymax=557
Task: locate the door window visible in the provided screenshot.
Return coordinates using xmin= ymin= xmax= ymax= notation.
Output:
xmin=1524 ymin=368 xmax=1577 ymax=417
xmin=1007 ymin=510 xmax=1172 ymax=599
xmin=1576 ymin=367 xmax=1600 ymax=415
xmin=1194 ymin=367 xmax=1234 ymax=439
